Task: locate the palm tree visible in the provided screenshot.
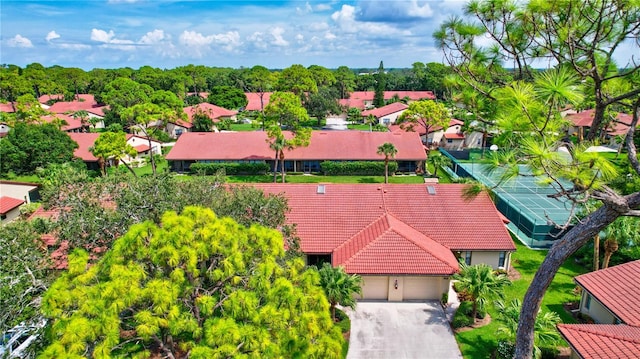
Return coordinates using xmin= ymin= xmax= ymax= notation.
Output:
xmin=71 ymin=110 xmax=90 ymax=132
xmin=318 ymin=263 xmax=363 ymax=321
xmin=428 ymin=152 xmax=452 ymax=177
xmin=377 ymin=142 xmax=397 ymax=184
xmin=269 ymin=135 xmax=287 ymax=183
xmin=495 ymin=299 xmax=561 ymax=359
xmin=453 ymin=262 xmax=510 ymax=322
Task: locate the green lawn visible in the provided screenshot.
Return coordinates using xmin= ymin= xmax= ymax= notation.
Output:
xmin=0 ymin=174 xmax=42 ymax=183
xmin=229 ymin=123 xmax=259 ymax=131
xmin=226 ymin=173 xmax=425 ymax=184
xmin=455 ymin=239 xmax=588 ymax=358
xmin=132 ymin=160 xmax=169 ymax=177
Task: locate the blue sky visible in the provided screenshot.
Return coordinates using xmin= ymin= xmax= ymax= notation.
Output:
xmin=1 ymin=0 xmax=468 ymax=70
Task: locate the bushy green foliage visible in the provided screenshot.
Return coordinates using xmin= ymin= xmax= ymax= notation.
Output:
xmin=452 ymin=302 xmax=476 ymax=329
xmin=40 ymin=207 xmax=344 ymax=358
xmin=189 ymin=162 xmax=270 ymax=175
xmin=0 ymin=123 xmax=78 ymax=175
xmin=320 ymin=161 xmax=398 ymax=176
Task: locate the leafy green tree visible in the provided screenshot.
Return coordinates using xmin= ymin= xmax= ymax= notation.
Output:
xmin=207 ymin=85 xmax=248 ymax=110
xmin=377 ymin=142 xmax=397 ymax=184
xmin=397 ymin=100 xmax=451 ymax=151
xmin=266 ymin=125 xmax=311 ymax=183
xmin=264 ymin=91 xmax=310 ymax=129
xmin=276 ymin=64 xmax=317 ymax=96
xmin=373 ymin=61 xmax=386 ymax=107
xmin=0 ymin=123 xmax=78 ymax=175
xmin=0 ymin=220 xmax=51 ymax=332
xmin=40 ymin=207 xmax=344 ymax=358
xmin=71 ymin=109 xmax=90 ymax=131
xmin=453 ymin=262 xmax=510 ymax=323
xmin=0 ymin=67 xmax=34 ymax=111
xmin=89 ymin=131 xmax=137 ymax=176
xmin=101 ymin=77 xmax=154 ymax=116
xmin=428 ymin=152 xmax=452 ymax=177
xmin=308 ymin=65 xmax=336 ymax=88
xmin=192 ymin=109 xmax=215 ymax=132
xmin=318 ymin=263 xmax=362 ymax=321
xmin=334 ymin=66 xmax=356 ymax=99
xmin=304 ymin=86 xmax=342 ymax=126
xmin=12 ymin=93 xmax=49 ymax=124
xmin=495 ymin=299 xmax=561 ymax=359
xmin=347 ymin=107 xmax=361 ymax=124
xmin=246 ymin=65 xmax=275 ymax=113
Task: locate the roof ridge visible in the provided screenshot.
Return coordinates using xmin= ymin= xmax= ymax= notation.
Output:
xmin=334 ymin=213 xmax=390 ymax=266
xmin=559 ymin=324 xmax=640 ymax=344
xmin=384 ymin=212 xmax=459 ymax=272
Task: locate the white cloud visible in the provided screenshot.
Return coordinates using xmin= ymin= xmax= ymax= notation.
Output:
xmin=324 ymin=31 xmax=337 ymax=40
xmin=295 ymin=34 xmax=304 ymax=42
xmin=179 ymin=30 xmax=242 ymax=57
xmin=315 ymin=3 xmax=332 ymax=11
xmin=46 ymin=31 xmax=60 ymax=42
xmin=270 ymin=27 xmax=289 ymax=47
xmin=247 ymin=32 xmax=268 ymax=50
xmin=140 ymin=29 xmax=166 ymax=44
xmin=331 ymin=4 xmax=410 ymax=36
xmin=7 ymin=34 xmax=33 ymax=48
xmin=91 ymin=29 xmax=115 ymax=43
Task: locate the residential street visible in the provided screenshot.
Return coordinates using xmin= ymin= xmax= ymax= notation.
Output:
xmin=346 ymin=301 xmax=463 ymax=359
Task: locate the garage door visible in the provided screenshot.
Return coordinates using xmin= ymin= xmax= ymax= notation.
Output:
xmin=361 ymin=276 xmax=389 ymax=300
xmin=403 ymin=277 xmax=440 ymax=300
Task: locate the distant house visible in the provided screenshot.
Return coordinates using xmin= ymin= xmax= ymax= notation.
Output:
xmin=339 ymin=91 xmax=436 ymax=110
xmin=0 ymin=196 xmax=25 ymax=224
xmin=166 ymin=130 xmax=427 ymax=173
xmin=389 ymin=118 xmax=473 ymax=149
xmin=166 ymin=103 xmax=238 ymax=138
xmin=566 ymin=109 xmax=637 ymax=144
xmin=254 ymin=183 xmax=515 ymax=301
xmin=45 ymin=94 xmax=107 ymax=129
xmin=558 ymin=260 xmax=640 ymax=358
xmin=244 ymin=92 xmax=273 ymax=112
xmin=361 ymin=102 xmax=408 ymax=126
xmin=67 ymin=132 xmax=163 ymax=170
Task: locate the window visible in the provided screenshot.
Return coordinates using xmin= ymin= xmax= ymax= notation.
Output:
xmin=447 ymin=139 xmax=453 ymax=143
xmin=498 ymin=251 xmax=506 ymax=268
xmin=585 ymin=293 xmax=592 ymax=310
xmin=465 ymin=251 xmax=472 ymax=265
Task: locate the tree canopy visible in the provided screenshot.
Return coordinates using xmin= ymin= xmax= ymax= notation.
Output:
xmin=40 ymin=206 xmax=344 ymax=358
xmin=206 ymin=85 xmax=248 ymax=110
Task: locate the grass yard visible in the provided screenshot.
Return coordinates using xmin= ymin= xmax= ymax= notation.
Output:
xmin=229 ymin=123 xmax=259 ymax=131
xmin=132 ymin=160 xmax=169 ymax=177
xmin=455 ymin=238 xmax=588 ymax=359
xmin=226 ymin=173 xmax=425 ymax=184
xmin=0 ymin=174 xmax=41 ymax=183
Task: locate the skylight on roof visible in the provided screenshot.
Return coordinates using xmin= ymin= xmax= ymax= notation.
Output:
xmin=427 ymin=185 xmax=436 ymax=195
xmin=317 ymin=184 xmax=326 ymax=194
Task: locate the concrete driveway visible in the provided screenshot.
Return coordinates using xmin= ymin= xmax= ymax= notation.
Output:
xmin=346 ymin=301 xmax=462 ymax=359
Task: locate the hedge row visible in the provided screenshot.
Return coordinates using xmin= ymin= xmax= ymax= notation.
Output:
xmin=320 ymin=161 xmax=398 ymax=176
xmin=190 ymin=162 xmax=270 ymax=175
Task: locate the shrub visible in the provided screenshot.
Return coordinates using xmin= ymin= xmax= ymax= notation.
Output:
xmin=457 ymin=300 xmax=486 ymax=319
xmin=441 ymin=292 xmax=449 ymax=306
xmin=495 ymin=340 xmax=515 ymax=359
xmin=320 ymin=161 xmax=398 ymax=176
xmin=189 ymin=162 xmax=269 ymax=175
xmin=452 ymin=307 xmax=475 ymax=329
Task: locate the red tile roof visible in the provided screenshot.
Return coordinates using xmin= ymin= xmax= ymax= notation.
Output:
xmin=0 ymin=102 xmax=16 ymax=113
xmin=0 ymin=196 xmax=25 ymax=214
xmin=566 ymin=109 xmax=637 ymax=136
xmin=558 ymin=324 xmax=640 ymax=359
xmin=67 ymin=132 xmax=100 ymax=161
xmin=166 ymin=130 xmax=427 ymax=162
xmin=361 ymin=102 xmax=408 ymax=118
xmin=575 ymin=260 xmax=640 ymax=326
xmin=339 ymin=91 xmax=436 ymax=109
xmin=254 ymin=184 xmax=515 ymax=256
xmin=182 ymin=103 xmax=238 ymax=126
xmin=244 ymin=92 xmax=273 ymax=111
xmin=41 ymin=114 xmax=84 ymax=131
xmin=332 ymin=213 xmax=459 ymax=275
xmin=47 ymin=94 xmax=107 ymax=117
xmin=444 ymin=133 xmax=465 ymax=139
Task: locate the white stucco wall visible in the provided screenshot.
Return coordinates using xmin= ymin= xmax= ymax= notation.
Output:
xmin=0 ymin=183 xmax=38 ymax=204
xmin=580 ymin=291 xmax=617 ymax=324
xmin=465 ymin=251 xmax=511 ymax=271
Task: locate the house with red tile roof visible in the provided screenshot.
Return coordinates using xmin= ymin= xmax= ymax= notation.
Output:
xmin=558 ymin=260 xmax=640 ymax=358
xmin=389 ymin=118 xmax=471 ymax=149
xmin=244 ymin=92 xmax=273 ymax=112
xmin=67 ymin=132 xmax=163 ymax=170
xmin=166 ymin=103 xmax=238 ymax=138
xmin=0 ymin=196 xmax=25 ymax=224
xmin=566 ymin=109 xmax=637 ymax=143
xmin=361 ymin=102 xmax=408 ymax=126
xmin=254 ymin=183 xmax=515 ymax=301
xmin=339 ymin=91 xmax=436 ymax=110
xmin=166 ymin=130 xmax=427 ymax=173
xmin=44 ymin=94 xmax=107 ymax=129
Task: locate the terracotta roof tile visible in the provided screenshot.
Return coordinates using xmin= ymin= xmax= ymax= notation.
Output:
xmin=558 ymin=324 xmax=640 ymax=359
xmin=41 ymin=114 xmax=84 ymax=131
xmin=255 ymin=184 xmax=515 ymax=255
xmin=182 ymin=103 xmax=238 ymax=125
xmin=0 ymin=196 xmax=25 ymax=214
xmin=244 ymin=92 xmax=272 ymax=111
xmin=166 ymin=130 xmax=426 ymax=162
xmin=575 ymin=260 xmax=640 ymax=326
xmin=333 ymin=213 xmax=459 ymax=275
xmin=67 ymin=132 xmax=100 ymax=161
xmin=361 ymin=102 xmax=408 ymax=118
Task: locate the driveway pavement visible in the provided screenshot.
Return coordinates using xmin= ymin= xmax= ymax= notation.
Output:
xmin=346 ymin=301 xmax=462 ymax=359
